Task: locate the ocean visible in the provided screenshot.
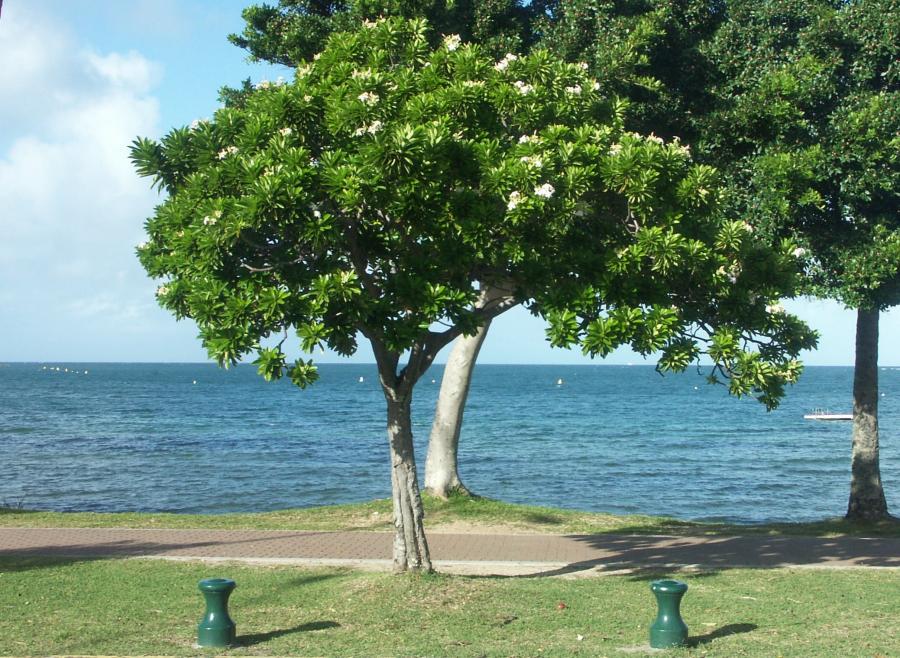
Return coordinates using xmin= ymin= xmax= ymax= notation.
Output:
xmin=1 ymin=363 xmax=897 ymax=523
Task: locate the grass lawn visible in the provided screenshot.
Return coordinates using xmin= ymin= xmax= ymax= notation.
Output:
xmin=0 ymin=557 xmax=896 ymax=657
xmin=2 ymin=495 xmax=899 ymax=538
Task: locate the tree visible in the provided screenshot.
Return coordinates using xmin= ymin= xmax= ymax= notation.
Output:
xmin=698 ymin=0 xmax=899 ymax=521
xmin=133 ymin=18 xmax=814 ymax=569
xmin=226 ymin=0 xmax=742 ymax=499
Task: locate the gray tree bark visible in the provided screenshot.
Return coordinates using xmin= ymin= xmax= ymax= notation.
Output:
xmin=846 ymin=307 xmax=890 ymax=521
xmin=424 ymin=320 xmax=492 ymax=497
xmin=386 ymin=394 xmax=432 ymax=572
xmin=424 ymin=284 xmax=514 ymax=498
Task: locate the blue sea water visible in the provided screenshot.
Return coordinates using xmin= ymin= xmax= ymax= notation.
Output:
xmin=1 ymin=362 xmax=897 ymax=523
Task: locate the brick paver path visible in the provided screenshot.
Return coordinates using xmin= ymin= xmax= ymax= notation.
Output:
xmin=2 ymin=528 xmax=898 ymax=573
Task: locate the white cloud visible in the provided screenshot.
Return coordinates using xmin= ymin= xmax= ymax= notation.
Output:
xmin=0 ymin=5 xmax=201 ymax=361
xmin=86 ymin=51 xmax=163 ymax=94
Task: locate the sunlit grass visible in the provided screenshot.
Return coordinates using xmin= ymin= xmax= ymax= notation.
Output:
xmin=0 ymin=557 xmax=896 ymax=656
xmin=2 ymin=494 xmax=899 ymax=537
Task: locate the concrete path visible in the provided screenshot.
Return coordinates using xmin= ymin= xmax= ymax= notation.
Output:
xmin=2 ymin=528 xmax=899 ymax=575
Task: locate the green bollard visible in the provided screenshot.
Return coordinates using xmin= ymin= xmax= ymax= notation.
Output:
xmin=649 ymin=579 xmax=689 ymax=649
xmin=197 ymin=578 xmax=237 ymax=648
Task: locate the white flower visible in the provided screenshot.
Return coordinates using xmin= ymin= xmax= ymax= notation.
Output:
xmin=362 ymin=19 xmax=377 ymax=28
xmin=313 ymin=53 xmax=321 ymax=60
xmin=565 ymin=85 xmax=582 ymax=95
xmin=297 ymin=64 xmax=313 ymax=77
xmin=352 ymin=68 xmax=373 ymax=79
xmin=156 ymin=285 xmax=170 ymax=297
xmin=202 ymin=215 xmax=217 ymax=226
xmin=766 ymin=303 xmax=786 ymax=315
xmin=514 ymin=80 xmax=534 ymax=95
xmin=217 ymin=145 xmax=239 ymax=159
xmin=592 ymin=81 xmax=600 ymax=91
xmin=578 ymin=62 xmax=589 ymax=70
xmin=353 ymin=120 xmax=383 ymax=137
xmin=741 ymin=221 xmax=754 ymax=234
xmin=313 ymin=210 xmax=322 ymax=219
xmin=358 ymin=91 xmax=379 ymax=105
xmin=137 ymin=241 xmax=148 ymax=250
xmin=609 ymin=143 xmax=623 ymax=156
xmin=647 ymin=133 xmax=664 ymax=145
xmin=304 ymin=95 xmax=313 ymax=102
xmin=279 ymin=127 xmax=293 ymax=137
xmin=727 ymin=263 xmax=742 ymax=284
xmin=520 ymin=155 xmax=543 ymax=168
xmin=534 ymin=183 xmax=555 ymax=198
xmin=444 ymin=34 xmax=462 ymax=51
xmin=519 ymin=134 xmax=536 ymax=144
xmin=507 ymin=191 xmax=522 ymax=210
xmin=494 ymin=53 xmax=518 ymax=71
xmin=792 ymin=247 xmax=808 ymax=258
xmin=462 ymin=80 xmax=483 ymax=87
xmin=255 ymin=79 xmax=271 ymax=90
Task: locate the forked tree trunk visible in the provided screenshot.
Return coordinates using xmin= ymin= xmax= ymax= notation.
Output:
xmin=846 ymin=308 xmax=890 ymax=521
xmin=424 ymin=319 xmax=492 ymax=498
xmin=386 ymin=395 xmax=432 ymax=572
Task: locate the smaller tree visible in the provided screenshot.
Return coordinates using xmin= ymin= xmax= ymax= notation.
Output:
xmin=133 ymin=18 xmax=815 ymax=571
xmin=699 ymin=0 xmax=899 ymax=521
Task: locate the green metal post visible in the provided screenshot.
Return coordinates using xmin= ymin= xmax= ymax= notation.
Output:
xmin=197 ymin=578 xmax=237 ymax=648
xmin=649 ymin=579 xmax=688 ymax=648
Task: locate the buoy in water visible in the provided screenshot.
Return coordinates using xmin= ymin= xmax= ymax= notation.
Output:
xmin=358 ymin=376 xmax=364 ymax=383
xmin=556 ymin=378 xmax=564 ymax=385
xmin=192 ymin=380 xmax=197 ymax=385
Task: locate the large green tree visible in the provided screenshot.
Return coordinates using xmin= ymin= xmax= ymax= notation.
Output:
xmin=133 ymin=18 xmax=814 ymax=569
xmin=699 ymin=0 xmax=899 ymax=521
xmin=226 ymin=0 xmax=763 ymax=498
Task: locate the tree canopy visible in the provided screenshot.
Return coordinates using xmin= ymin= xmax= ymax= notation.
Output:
xmin=132 ymin=17 xmax=817 ymax=567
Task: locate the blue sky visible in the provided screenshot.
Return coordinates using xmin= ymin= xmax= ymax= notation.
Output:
xmin=0 ymin=0 xmax=897 ymax=365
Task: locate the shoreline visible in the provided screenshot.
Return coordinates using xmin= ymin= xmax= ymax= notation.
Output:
xmin=3 ymin=496 xmax=899 ymax=538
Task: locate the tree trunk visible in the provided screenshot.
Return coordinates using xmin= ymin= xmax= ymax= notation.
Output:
xmin=846 ymin=308 xmax=890 ymax=521
xmin=424 ymin=320 xmax=492 ymax=497
xmin=386 ymin=395 xmax=433 ymax=572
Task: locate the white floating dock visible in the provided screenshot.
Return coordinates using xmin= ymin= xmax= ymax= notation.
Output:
xmin=803 ymin=412 xmax=852 ymax=421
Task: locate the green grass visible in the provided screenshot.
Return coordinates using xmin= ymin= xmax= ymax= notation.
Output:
xmin=0 ymin=557 xmax=896 ymax=656
xmin=2 ymin=495 xmax=899 ymax=537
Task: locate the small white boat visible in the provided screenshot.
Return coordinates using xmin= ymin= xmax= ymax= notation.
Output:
xmin=804 ymin=409 xmax=852 ymax=421
xmin=556 ymin=378 xmax=564 ymax=385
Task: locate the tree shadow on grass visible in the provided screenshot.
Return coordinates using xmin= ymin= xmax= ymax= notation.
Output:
xmin=521 ymin=512 xmax=565 ymax=526
xmin=688 ymin=622 xmax=757 ymax=647
xmin=235 ymin=621 xmax=340 ymax=647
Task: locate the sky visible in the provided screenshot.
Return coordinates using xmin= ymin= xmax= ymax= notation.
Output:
xmin=0 ymin=0 xmax=897 ymax=366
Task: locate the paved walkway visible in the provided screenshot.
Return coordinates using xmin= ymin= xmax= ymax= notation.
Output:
xmin=2 ymin=528 xmax=899 ymax=575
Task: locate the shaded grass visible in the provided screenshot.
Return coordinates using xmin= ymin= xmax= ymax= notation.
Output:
xmin=2 ymin=495 xmax=899 ymax=537
xmin=0 ymin=557 xmax=896 ymax=656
